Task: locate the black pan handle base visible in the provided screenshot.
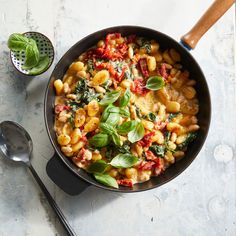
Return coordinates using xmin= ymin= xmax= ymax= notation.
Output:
xmin=46 ymin=153 xmax=90 ymax=196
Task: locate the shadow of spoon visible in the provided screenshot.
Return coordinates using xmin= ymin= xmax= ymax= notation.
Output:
xmin=0 ymin=120 xmax=76 ymax=236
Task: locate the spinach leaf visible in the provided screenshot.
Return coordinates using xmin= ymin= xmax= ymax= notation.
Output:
xmin=87 ymin=160 xmax=108 ymax=174
xmin=99 ymin=91 xmax=121 ymax=105
xmin=110 ymin=154 xmax=139 ymax=168
xmin=177 ymin=132 xmax=197 ymax=150
xmin=75 ymin=79 xmax=87 ymax=94
xmin=105 ymin=141 xmax=131 ymax=160
xmin=117 ymin=120 xmax=137 ymax=134
xmin=7 ymin=33 xmax=29 ymax=51
xmin=119 ymin=88 xmax=131 ymax=107
xmin=75 ymin=81 xmax=99 ymax=105
xmin=168 ymin=113 xmax=179 ymax=121
xmin=87 ymin=59 xmax=94 ymax=74
xmin=149 ymin=145 xmax=165 ymax=158
xmin=146 ymin=76 xmax=165 ymax=91
xmin=28 ymin=55 xmax=50 ymax=75
xmin=164 ymin=131 xmax=171 ymax=143
xmin=94 ymin=173 xmax=118 ymax=188
xmin=128 ymin=122 xmax=144 ymax=143
xmin=89 ymin=133 xmax=110 ymax=147
xmin=146 ymin=112 xmax=157 ymax=122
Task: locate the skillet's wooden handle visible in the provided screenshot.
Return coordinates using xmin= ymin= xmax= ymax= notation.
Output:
xmin=181 ymin=0 xmax=235 ymax=49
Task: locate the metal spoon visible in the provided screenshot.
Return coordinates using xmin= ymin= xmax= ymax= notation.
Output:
xmin=0 ymin=121 xmax=76 ymax=236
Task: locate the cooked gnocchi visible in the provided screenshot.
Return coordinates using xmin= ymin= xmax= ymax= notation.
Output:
xmin=54 ymin=33 xmax=199 ymax=189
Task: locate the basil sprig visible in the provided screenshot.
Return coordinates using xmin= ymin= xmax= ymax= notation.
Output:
xmin=8 ymin=33 xmax=50 ymax=74
xmin=99 ymin=91 xmax=121 ymax=105
xmin=110 ymin=154 xmax=138 ymax=168
xmin=94 ymin=173 xmax=118 ymax=189
xmin=128 ymin=122 xmax=145 ymax=143
xmin=119 ymin=88 xmax=131 ymax=107
xmin=146 ymin=76 xmax=165 ymax=91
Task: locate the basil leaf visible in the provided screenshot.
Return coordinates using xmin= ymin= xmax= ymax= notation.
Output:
xmin=110 ymin=154 xmax=139 ymax=168
xmin=111 ymin=132 xmax=122 ymax=146
xmin=106 ymin=112 xmax=120 ymax=126
xmin=119 ymin=88 xmax=131 ymax=107
xmin=22 ymin=40 xmax=39 ymax=69
xmin=89 ymin=133 xmax=109 ymax=147
xmin=99 ymin=91 xmax=121 ymax=105
xmin=7 ymin=33 xmax=29 ymax=51
xmin=94 ymin=173 xmax=118 ymax=188
xmin=149 ymin=145 xmax=165 ymax=158
xmin=119 ymin=108 xmax=130 ymax=117
xmin=87 ymin=160 xmax=108 ymax=174
xmin=128 ymin=122 xmax=144 ymax=143
xmin=117 ymin=121 xmax=137 ymax=134
xmin=101 ymin=104 xmax=120 ymax=122
xmin=146 ymin=76 xmax=165 ymax=91
xmin=100 ymin=123 xmax=116 ymax=135
xmin=28 ymin=55 xmax=50 ymax=75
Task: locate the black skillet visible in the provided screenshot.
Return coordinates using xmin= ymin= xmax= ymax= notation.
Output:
xmin=45 ymin=0 xmax=235 ymax=195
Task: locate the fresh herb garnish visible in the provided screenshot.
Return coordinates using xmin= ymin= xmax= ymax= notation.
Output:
xmin=117 ymin=120 xmax=137 ymax=134
xmin=110 ymin=154 xmax=138 ymax=168
xmin=89 ymin=133 xmax=110 ymax=147
xmin=99 ymin=90 xmax=121 ymax=106
xmin=128 ymin=122 xmax=145 ymax=143
xmin=94 ymin=173 xmax=118 ymax=188
xmin=146 ymin=76 xmax=165 ymax=91
xmin=8 ymin=33 xmax=30 ymax=51
xmin=22 ymin=39 xmax=39 ymax=69
xmin=87 ymin=160 xmax=108 ymax=174
xmin=119 ymin=107 xmax=130 ymax=117
xmin=27 ymin=55 xmax=50 ymax=75
xmin=119 ymin=88 xmax=131 ymax=107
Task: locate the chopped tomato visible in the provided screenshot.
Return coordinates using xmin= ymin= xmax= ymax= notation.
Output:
xmin=139 ymin=58 xmax=149 ymax=78
xmin=145 ymin=150 xmax=157 ymax=161
xmin=117 ymin=43 xmax=128 ymax=57
xmin=138 ymin=161 xmax=156 ymax=171
xmin=117 ymin=179 xmax=133 ymax=187
xmin=55 ymin=104 xmax=70 ymax=114
xmin=105 ymin=33 xmax=121 ymax=44
xmin=160 ymin=63 xmax=169 ymax=79
xmin=131 ymin=78 xmax=149 ymax=96
xmin=153 ymin=158 xmax=164 ymax=176
xmin=138 ymin=132 xmax=155 ymax=148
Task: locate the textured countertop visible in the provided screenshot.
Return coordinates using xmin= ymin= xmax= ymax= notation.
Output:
xmin=0 ymin=0 xmax=235 ymax=235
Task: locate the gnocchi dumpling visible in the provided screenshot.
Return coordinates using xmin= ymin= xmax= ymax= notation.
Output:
xmin=91 ymin=70 xmax=109 ymax=86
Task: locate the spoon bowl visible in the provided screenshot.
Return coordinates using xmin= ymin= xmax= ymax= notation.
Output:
xmin=0 ymin=121 xmax=32 ymax=164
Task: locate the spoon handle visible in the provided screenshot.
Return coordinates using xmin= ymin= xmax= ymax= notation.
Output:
xmin=28 ymin=164 xmax=77 ymax=236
